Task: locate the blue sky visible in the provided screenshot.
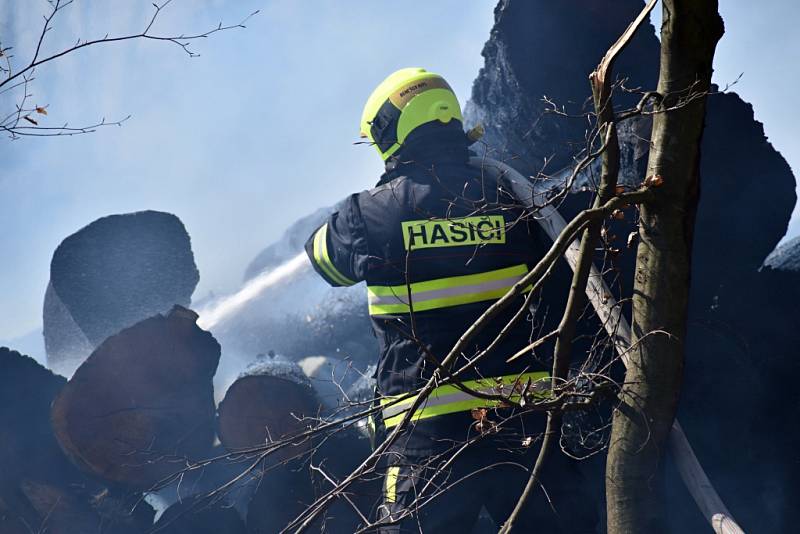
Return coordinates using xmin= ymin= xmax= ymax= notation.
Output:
xmin=1 ymin=1 xmax=798 ymax=348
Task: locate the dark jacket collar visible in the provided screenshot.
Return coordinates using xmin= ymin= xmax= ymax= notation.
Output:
xmin=377 ymin=122 xmax=471 ymax=186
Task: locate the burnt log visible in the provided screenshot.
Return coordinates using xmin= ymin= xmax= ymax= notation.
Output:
xmin=0 ymin=348 xmax=75 ymax=487
xmin=215 ymin=360 xmax=321 ymax=533
xmin=0 ymin=348 xmax=87 ymax=533
xmin=0 ymin=348 xmax=155 ymax=533
xmin=51 ymin=306 xmax=220 ymax=490
xmin=217 ymin=364 xmax=319 ymax=464
xmin=44 ymin=210 xmax=200 ymax=375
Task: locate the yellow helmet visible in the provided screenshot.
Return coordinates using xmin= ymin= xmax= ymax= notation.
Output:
xmin=360 ymin=68 xmax=463 ymax=161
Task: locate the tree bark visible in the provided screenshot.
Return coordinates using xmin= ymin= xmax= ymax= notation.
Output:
xmin=605 ymin=2 xmax=724 ymax=533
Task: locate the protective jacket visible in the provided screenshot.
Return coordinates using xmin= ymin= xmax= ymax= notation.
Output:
xmin=304 ymin=128 xmax=551 ymax=449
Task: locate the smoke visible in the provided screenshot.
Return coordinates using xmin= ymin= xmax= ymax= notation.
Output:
xmin=197 ymin=252 xmax=311 ymax=331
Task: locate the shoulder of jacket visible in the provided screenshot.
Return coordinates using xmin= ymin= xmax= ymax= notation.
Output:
xmin=364 ymin=175 xmax=411 ymax=198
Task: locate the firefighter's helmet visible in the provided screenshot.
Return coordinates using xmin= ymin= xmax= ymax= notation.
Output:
xmin=360 ymin=68 xmax=463 ymax=161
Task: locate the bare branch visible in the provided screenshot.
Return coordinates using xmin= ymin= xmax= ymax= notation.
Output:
xmin=0 ymin=1 xmax=258 ymax=139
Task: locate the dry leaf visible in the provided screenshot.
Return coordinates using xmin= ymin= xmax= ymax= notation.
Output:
xmin=644 ymin=174 xmax=664 ymax=187
xmin=472 ymin=407 xmax=497 ymax=434
xmin=471 ymin=407 xmax=488 ymax=421
xmin=615 ymin=185 xmax=626 ymax=195
xmin=23 ymin=115 xmax=38 ymax=125
xmin=35 ymin=107 xmax=48 ymax=115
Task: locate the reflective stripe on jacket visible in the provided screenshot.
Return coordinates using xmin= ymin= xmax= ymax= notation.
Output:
xmin=380 ymin=371 xmax=551 ymax=428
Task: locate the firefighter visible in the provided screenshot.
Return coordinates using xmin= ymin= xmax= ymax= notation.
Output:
xmin=304 ymin=68 xmax=596 ymax=533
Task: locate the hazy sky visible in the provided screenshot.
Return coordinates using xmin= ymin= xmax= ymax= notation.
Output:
xmin=1 ymin=1 xmax=798 ymax=347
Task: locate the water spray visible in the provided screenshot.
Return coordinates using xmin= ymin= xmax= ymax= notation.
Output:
xmin=197 ymin=252 xmax=312 ymax=330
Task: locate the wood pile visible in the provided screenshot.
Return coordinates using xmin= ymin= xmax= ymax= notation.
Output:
xmin=1 ymin=306 xmax=372 ymax=533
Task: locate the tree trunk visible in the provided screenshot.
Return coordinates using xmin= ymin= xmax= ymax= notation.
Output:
xmin=605 ymin=2 xmax=724 ymax=532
